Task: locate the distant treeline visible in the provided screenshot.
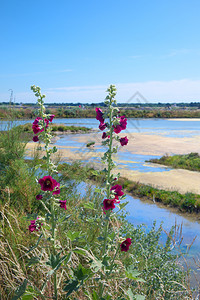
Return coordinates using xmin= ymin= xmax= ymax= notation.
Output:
xmin=1 ymin=101 xmax=200 ymax=107
xmin=1 ymin=104 xmax=200 ymax=119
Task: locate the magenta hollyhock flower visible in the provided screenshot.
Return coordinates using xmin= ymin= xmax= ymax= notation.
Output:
xmin=120 ymin=238 xmax=132 ymax=252
xmin=38 ymin=176 xmax=59 ymax=192
xmin=110 ymin=184 xmax=124 ymax=199
xmin=29 ymin=219 xmax=43 ymax=232
xmin=33 ymin=135 xmax=39 ymax=142
xmin=102 ymin=132 xmax=110 ymax=139
xmin=99 ymin=123 xmax=107 ymax=131
xmin=53 ymin=182 xmax=60 ymax=195
xmin=96 ymin=107 xmax=104 ymax=123
xmin=44 ymin=118 xmax=49 ymax=128
xmin=33 ymin=117 xmax=42 ymax=125
xmin=32 ymin=124 xmax=42 ymax=134
xmin=48 ymin=115 xmax=55 ymax=122
xmin=32 ymin=117 xmax=49 ymax=134
xmin=29 ymin=220 xmax=37 ymax=232
xmin=36 ymin=194 xmax=43 ymax=200
xmin=113 ymin=116 xmax=127 ymax=134
xmin=59 ymin=200 xmax=67 ymax=210
xmin=120 ymin=136 xmax=128 ymax=146
xmin=103 ymin=199 xmax=116 ymax=211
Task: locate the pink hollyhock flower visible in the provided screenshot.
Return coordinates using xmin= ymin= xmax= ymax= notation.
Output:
xmin=33 ymin=135 xmax=39 ymax=142
xmin=120 ymin=238 xmax=132 ymax=252
xmin=36 ymin=194 xmax=43 ymax=200
xmin=32 ymin=117 xmax=49 ymax=134
xmin=48 ymin=115 xmax=55 ymax=122
xmin=99 ymin=123 xmax=107 ymax=131
xmin=53 ymin=183 xmax=60 ymax=195
xmin=110 ymin=184 xmax=124 ymax=199
xmin=102 ymin=132 xmax=110 ymax=139
xmin=103 ymin=199 xmax=116 ymax=211
xmin=38 ymin=176 xmax=59 ymax=192
xmin=59 ymin=200 xmax=67 ymax=210
xmin=120 ymin=136 xmax=128 ymax=146
xmin=33 ymin=117 xmax=42 ymax=125
xmin=29 ymin=220 xmax=37 ymax=232
xmin=44 ymin=118 xmax=49 ymax=128
xmin=102 ymin=132 xmax=107 ymax=139
xmin=113 ymin=116 xmax=127 ymax=134
xmin=28 ymin=219 xmax=43 ymax=232
xmin=96 ymin=107 xmax=104 ymax=123
xmin=32 ymin=124 xmax=42 ymax=134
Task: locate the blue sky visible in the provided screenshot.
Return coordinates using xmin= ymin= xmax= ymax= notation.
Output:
xmin=1 ymin=0 xmax=200 ymax=103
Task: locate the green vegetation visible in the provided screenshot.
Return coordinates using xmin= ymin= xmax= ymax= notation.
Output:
xmin=147 ymin=152 xmax=200 ymax=172
xmin=119 ymin=178 xmax=200 ymax=213
xmin=0 ymin=117 xmax=193 ymax=298
xmin=15 ymin=123 xmax=92 ymax=134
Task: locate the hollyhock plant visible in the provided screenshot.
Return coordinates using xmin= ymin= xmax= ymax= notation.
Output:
xmin=120 ymin=136 xmax=128 ymax=146
xmin=110 ymin=184 xmax=124 ymax=200
xmin=33 ymin=135 xmax=39 ymax=142
xmin=96 ymin=107 xmax=104 ymax=123
xmin=120 ymin=238 xmax=132 ymax=252
xmin=36 ymin=194 xmax=43 ymax=200
xmin=59 ymin=200 xmax=67 ymax=210
xmin=103 ymin=199 xmax=116 ymax=211
xmin=38 ymin=175 xmax=60 ymax=192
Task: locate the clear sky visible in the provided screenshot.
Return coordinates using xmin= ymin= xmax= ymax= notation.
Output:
xmin=1 ymin=0 xmax=200 ymax=103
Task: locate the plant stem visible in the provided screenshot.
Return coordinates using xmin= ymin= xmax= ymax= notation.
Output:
xmin=100 ymin=93 xmax=114 ymax=297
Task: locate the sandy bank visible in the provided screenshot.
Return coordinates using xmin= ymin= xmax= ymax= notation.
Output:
xmin=26 ymin=131 xmax=200 ymax=194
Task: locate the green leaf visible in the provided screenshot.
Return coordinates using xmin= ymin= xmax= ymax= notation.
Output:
xmin=52 ymin=146 xmax=57 ymax=153
xmin=27 ymin=234 xmax=43 ymax=254
xmin=12 ymin=279 xmax=28 ymax=300
xmin=58 ymin=214 xmax=71 ymax=223
xmin=27 ymin=256 xmax=40 ymax=266
xmin=66 ymin=230 xmax=80 ymax=241
xmin=74 ymin=264 xmax=92 ymax=281
xmin=125 ymin=269 xmax=146 ymax=282
xmin=21 ymin=295 xmax=34 ymax=300
xmin=118 ymin=201 xmax=128 ymax=211
xmin=92 ymin=291 xmax=99 ymax=300
xmin=91 ymin=259 xmax=103 ymax=272
xmin=63 ymin=279 xmax=79 ymax=297
xmin=83 ymin=202 xmax=95 ymax=210
xmin=94 ymin=188 xmax=102 ymax=193
xmin=73 ymin=248 xmax=87 ymax=256
xmin=127 ymin=288 xmax=134 ymax=300
xmin=47 ymin=252 xmax=72 ymax=276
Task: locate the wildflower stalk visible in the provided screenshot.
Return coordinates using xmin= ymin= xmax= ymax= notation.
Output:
xmin=100 ymin=85 xmax=117 ymax=297
xmin=31 ymin=85 xmax=58 ymax=299
xmin=102 ymin=93 xmax=114 ymax=255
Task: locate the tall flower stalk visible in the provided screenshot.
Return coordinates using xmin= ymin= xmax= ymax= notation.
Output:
xmin=28 ymin=86 xmax=63 ymax=299
xmin=96 ymin=85 xmax=130 ymax=297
